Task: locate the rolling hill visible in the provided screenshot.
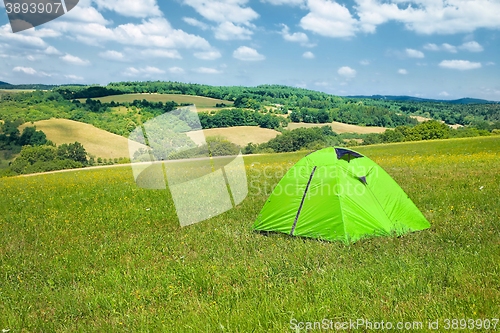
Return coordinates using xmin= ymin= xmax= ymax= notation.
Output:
xmin=287 ymin=121 xmax=387 ymax=134
xmin=19 ymin=119 xmax=145 ymax=160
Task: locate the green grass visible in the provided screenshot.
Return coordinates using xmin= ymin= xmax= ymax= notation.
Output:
xmin=1 ymin=136 xmax=499 ymax=331
xmin=81 ymin=93 xmax=234 ymax=109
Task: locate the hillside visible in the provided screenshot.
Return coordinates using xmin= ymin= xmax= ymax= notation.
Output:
xmin=287 ymin=121 xmax=387 ymax=134
xmin=19 ymin=119 xmax=145 ymax=159
xmin=187 ymin=126 xmax=279 ymax=147
xmin=81 ymin=93 xmax=234 ymax=111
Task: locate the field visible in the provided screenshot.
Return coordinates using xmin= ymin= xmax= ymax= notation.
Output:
xmin=82 ymin=93 xmax=234 ymax=111
xmin=188 ymin=126 xmax=280 ymax=147
xmin=287 ymin=121 xmax=387 ymax=134
xmin=19 ymin=119 xmax=145 ymax=160
xmin=1 ymin=136 xmax=499 ymax=331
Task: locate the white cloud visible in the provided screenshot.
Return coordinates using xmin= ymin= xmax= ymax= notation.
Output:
xmin=424 ymin=43 xmax=456 ymax=53
xmin=61 ymin=54 xmax=90 ymax=65
xmin=303 ymin=51 xmax=315 ymax=59
xmin=398 ymin=69 xmax=408 ymax=75
xmin=439 ymin=60 xmax=482 ymax=70
xmin=93 ymin=0 xmax=162 ymax=18
xmin=262 ymin=0 xmax=305 ymax=5
xmin=13 ymin=67 xmax=37 ymax=75
xmin=139 ymin=49 xmax=182 ymax=59
xmin=280 ymin=24 xmax=309 ymax=44
xmin=49 ymin=17 xmax=211 ymax=51
xmin=300 ymin=0 xmax=358 ymax=38
xmin=356 ymin=0 xmax=500 ymax=35
xmin=441 ymin=43 xmax=457 ymax=53
xmin=0 ymin=24 xmax=48 ymax=49
xmin=406 ymin=48 xmax=424 ymax=58
xmin=99 ymin=50 xmax=125 ymax=60
xmin=338 ymin=66 xmax=356 ymax=78
xmin=182 ymin=0 xmax=259 ymax=24
xmin=62 ymin=4 xmax=110 ymax=25
xmin=233 ymin=46 xmax=265 ymax=61
xmin=169 ymin=67 xmax=185 ymax=74
xmin=183 ymin=17 xmax=209 ymax=30
xmin=214 ymin=22 xmax=253 ymax=40
xmin=44 ymin=46 xmax=61 ymax=55
xmin=423 ymin=43 xmax=439 ymax=51
xmin=360 ymin=59 xmax=370 ymax=65
xmin=65 ymin=74 xmax=84 ymax=81
xmin=194 ymin=50 xmax=222 ymax=60
xmin=439 ymin=91 xmax=450 ymax=97
xmin=193 ymin=67 xmax=222 ymax=74
xmin=459 ymin=41 xmax=484 ymax=52
xmin=124 ymin=66 xmax=166 ymax=76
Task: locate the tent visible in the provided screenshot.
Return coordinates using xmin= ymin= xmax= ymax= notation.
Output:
xmin=253 ymin=147 xmax=430 ymax=243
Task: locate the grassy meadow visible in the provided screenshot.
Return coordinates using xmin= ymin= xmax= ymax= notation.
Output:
xmin=0 ymin=136 xmax=499 ymax=332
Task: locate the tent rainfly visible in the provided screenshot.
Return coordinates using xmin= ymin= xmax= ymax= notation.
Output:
xmin=253 ymin=147 xmax=430 ymax=243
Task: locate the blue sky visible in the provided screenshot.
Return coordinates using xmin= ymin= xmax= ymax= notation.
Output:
xmin=0 ymin=0 xmax=499 ymax=100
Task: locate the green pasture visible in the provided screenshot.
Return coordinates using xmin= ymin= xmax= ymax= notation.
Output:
xmin=0 ymin=136 xmax=499 ymax=331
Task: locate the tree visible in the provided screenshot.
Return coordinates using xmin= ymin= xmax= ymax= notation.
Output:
xmin=57 ymin=142 xmax=88 ymax=164
xmin=17 ymin=126 xmax=48 ymax=146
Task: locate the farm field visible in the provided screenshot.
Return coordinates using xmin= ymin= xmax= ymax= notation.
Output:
xmin=0 ymin=136 xmax=499 ymax=331
xmin=287 ymin=121 xmax=387 ymax=134
xmin=19 ymin=119 xmax=145 ymax=160
xmin=187 ymin=126 xmax=280 ymax=147
xmin=81 ymin=93 xmax=234 ymax=111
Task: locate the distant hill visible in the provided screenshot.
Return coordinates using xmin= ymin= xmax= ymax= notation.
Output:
xmin=347 ymin=95 xmax=498 ymax=104
xmin=0 ymin=81 xmax=11 ymax=87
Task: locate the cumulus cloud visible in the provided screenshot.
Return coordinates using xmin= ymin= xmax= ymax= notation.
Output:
xmin=300 ymin=0 xmax=358 ymax=38
xmin=280 ymin=24 xmax=309 ymax=44
xmin=338 ymin=66 xmax=356 ymax=78
xmin=459 ymin=41 xmax=484 ymax=52
xmin=124 ymin=66 xmax=166 ymax=76
xmin=93 ymin=0 xmax=162 ymax=18
xmin=356 ymin=0 xmax=500 ymax=35
xmin=61 ymin=54 xmax=90 ymax=65
xmin=406 ymin=48 xmax=425 ymax=58
xmin=213 ymin=22 xmax=253 ymax=40
xmin=182 ymin=0 xmax=259 ymax=24
xmin=194 ymin=50 xmax=222 ymax=60
xmin=13 ymin=66 xmax=37 ymax=75
xmin=183 ymin=17 xmax=209 ymax=30
xmin=65 ymin=74 xmax=84 ymax=81
xmin=398 ymin=69 xmax=408 ymax=75
xmin=169 ymin=67 xmax=185 ymax=74
xmin=424 ymin=43 xmax=456 ymax=53
xmin=99 ymin=50 xmax=125 ymax=60
xmin=303 ymin=51 xmax=315 ymax=59
xmin=48 ymin=17 xmax=211 ymax=51
xmin=139 ymin=49 xmax=182 ymax=59
xmin=360 ymin=59 xmax=370 ymax=65
xmin=45 ymin=46 xmax=61 ymax=55
xmin=233 ymin=46 xmax=265 ymax=61
xmin=439 ymin=60 xmax=482 ymax=70
xmin=193 ymin=67 xmax=222 ymax=74
xmin=262 ymin=0 xmax=305 ymax=5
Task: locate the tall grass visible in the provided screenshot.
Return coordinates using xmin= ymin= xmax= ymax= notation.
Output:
xmin=0 ymin=136 xmax=499 ymax=332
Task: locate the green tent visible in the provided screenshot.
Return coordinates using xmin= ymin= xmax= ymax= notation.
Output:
xmin=253 ymin=147 xmax=430 ymax=243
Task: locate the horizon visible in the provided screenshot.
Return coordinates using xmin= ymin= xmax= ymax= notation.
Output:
xmin=1 ymin=0 xmax=499 ymax=101
xmin=1 ymin=79 xmax=499 ymax=103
